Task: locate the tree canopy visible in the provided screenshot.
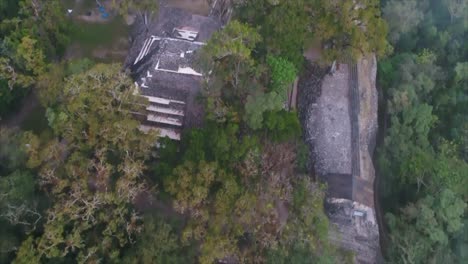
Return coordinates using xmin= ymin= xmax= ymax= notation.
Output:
xmin=378 ymin=0 xmax=468 ymax=262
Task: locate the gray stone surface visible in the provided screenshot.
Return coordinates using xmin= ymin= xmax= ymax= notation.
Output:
xmin=327 ymin=198 xmax=381 ymax=264
xmin=125 ymin=6 xmax=221 ymax=129
xmin=298 ymin=55 xmax=381 ymax=263
xmin=305 ymin=64 xmax=352 ymax=176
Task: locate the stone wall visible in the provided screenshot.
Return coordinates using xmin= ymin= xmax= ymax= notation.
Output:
xmin=298 ymin=54 xmax=381 ymax=263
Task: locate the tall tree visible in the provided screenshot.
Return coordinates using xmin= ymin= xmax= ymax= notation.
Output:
xmin=383 ymin=0 xmax=424 ymax=43
xmin=199 ymin=20 xmax=262 ymax=98
xmin=386 ymin=189 xmax=466 ymax=263
xmin=198 ymin=20 xmax=263 ymax=121
xmin=309 ymin=0 xmax=390 ymax=60
xmin=442 ymin=0 xmax=468 ymax=22
xmin=0 ymin=0 xmax=71 ymax=117
xmin=14 ymin=64 xmax=157 ymax=262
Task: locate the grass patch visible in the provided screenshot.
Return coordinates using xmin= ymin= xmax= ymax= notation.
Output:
xmin=69 ymin=17 xmax=129 ymax=50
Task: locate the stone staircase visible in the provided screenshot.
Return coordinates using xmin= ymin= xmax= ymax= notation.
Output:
xmin=140 ymin=95 xmax=186 ymax=140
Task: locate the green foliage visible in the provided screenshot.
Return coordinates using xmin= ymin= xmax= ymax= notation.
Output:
xmin=199 ymin=21 xmax=265 ymax=122
xmin=0 ymin=128 xmax=45 ymax=262
xmin=201 ymin=20 xmax=261 ymax=67
xmin=0 ymin=170 xmax=35 ymax=204
xmin=156 ymin=108 xmax=334 ymax=262
xmin=267 ymin=55 xmax=297 ymax=100
xmin=272 ymin=177 xmax=340 ymax=263
xmin=442 ymin=0 xmax=468 ymax=21
xmin=244 ymin=91 xmax=284 ymax=129
xmin=65 ymin=58 xmax=95 ymax=76
xmin=0 ymin=0 xmax=71 ymax=115
xmin=295 ymin=143 xmax=310 ymax=173
xmin=10 ymin=64 xmax=158 ymax=262
xmin=386 ymin=189 xmax=466 ymax=263
xmin=181 ymin=121 xmax=258 ymax=166
xmin=263 ymin=110 xmax=301 ymax=142
xmin=379 ymin=53 xmax=443 ymax=114
xmin=238 ymin=0 xmax=311 ymax=68
xmin=12 ymin=237 xmax=40 ymax=264
xmin=240 ymin=0 xmax=390 ymax=62
xmin=122 ymin=214 xmax=193 ymax=264
xmin=453 ymin=218 xmax=468 ymax=262
xmin=200 ymin=20 xmax=262 ymax=104
xmin=267 ymin=242 xmax=331 ymax=264
xmin=0 ymin=0 xmax=399 ymax=262
xmin=165 ymin=160 xmax=217 ymax=215
xmin=378 ymin=1 xmax=468 ymax=262
xmin=309 ymin=0 xmax=391 ymax=60
xmin=383 ymin=0 xmax=424 ymax=43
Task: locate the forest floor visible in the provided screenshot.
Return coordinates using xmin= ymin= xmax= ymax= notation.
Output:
xmin=163 ymin=0 xmax=211 ymax=15
xmin=63 ymin=0 xmax=130 ymax=62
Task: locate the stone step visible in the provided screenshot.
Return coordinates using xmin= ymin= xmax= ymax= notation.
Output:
xmin=146 ymin=105 xmax=184 ymax=116
xmin=147 ymin=114 xmax=182 ymax=126
xmin=139 ymin=125 xmax=181 ymax=140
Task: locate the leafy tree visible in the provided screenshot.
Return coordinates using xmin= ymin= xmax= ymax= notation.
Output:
xmin=237 ymin=0 xmax=311 ymax=68
xmin=15 ymin=36 xmax=46 ymax=76
xmin=378 ymin=2 xmax=468 ymax=262
xmin=12 ymin=237 xmax=41 ymax=264
xmin=0 ymin=170 xmax=37 ymax=225
xmin=377 ymin=103 xmax=437 ymax=200
xmin=309 ymin=0 xmax=391 ymax=60
xmin=0 ymin=128 xmax=44 ymax=262
xmin=199 ymin=20 xmax=262 ymax=101
xmin=386 ymin=189 xmax=466 ymax=263
xmin=453 ymin=218 xmax=468 ymax=262
xmin=442 ymin=0 xmax=468 ymax=22
xmin=161 ymin=118 xmax=336 ymax=262
xmin=244 ymin=91 xmax=284 ymax=129
xmin=383 ymin=0 xmax=424 ymax=43
xmin=267 ymin=55 xmax=297 ymax=100
xmin=13 ymin=0 xmax=71 ymax=57
xmin=13 ymin=64 xmax=157 ymax=262
xmin=240 ymin=0 xmax=390 ymax=63
xmin=268 ymin=177 xmax=341 ymax=264
xmin=165 ymin=161 xmax=217 ymax=216
xmin=0 ymin=0 xmax=71 ymax=116
xmin=180 ymin=121 xmax=256 ymax=166
xmin=379 ymin=53 xmax=443 ymax=114
xmin=263 ymin=110 xmax=301 ymax=142
xmin=122 ymin=214 xmax=193 ymax=263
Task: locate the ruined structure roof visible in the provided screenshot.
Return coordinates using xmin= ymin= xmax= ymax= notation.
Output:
xmin=126 ymin=6 xmax=220 ymax=68
xmin=125 ymin=6 xmax=221 ymax=137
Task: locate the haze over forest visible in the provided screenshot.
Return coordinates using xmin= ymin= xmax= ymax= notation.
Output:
xmin=0 ymin=0 xmax=466 ymax=263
